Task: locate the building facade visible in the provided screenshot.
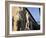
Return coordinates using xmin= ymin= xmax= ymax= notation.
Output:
xmin=12 ymin=7 xmax=40 ymax=31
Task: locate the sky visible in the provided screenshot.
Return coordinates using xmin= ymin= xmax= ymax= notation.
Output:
xmin=27 ymin=7 xmax=40 ymax=23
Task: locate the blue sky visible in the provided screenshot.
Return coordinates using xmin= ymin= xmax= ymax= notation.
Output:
xmin=27 ymin=7 xmax=40 ymax=22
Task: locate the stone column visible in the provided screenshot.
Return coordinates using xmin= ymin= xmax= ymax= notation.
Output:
xmin=12 ymin=7 xmax=20 ymax=31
